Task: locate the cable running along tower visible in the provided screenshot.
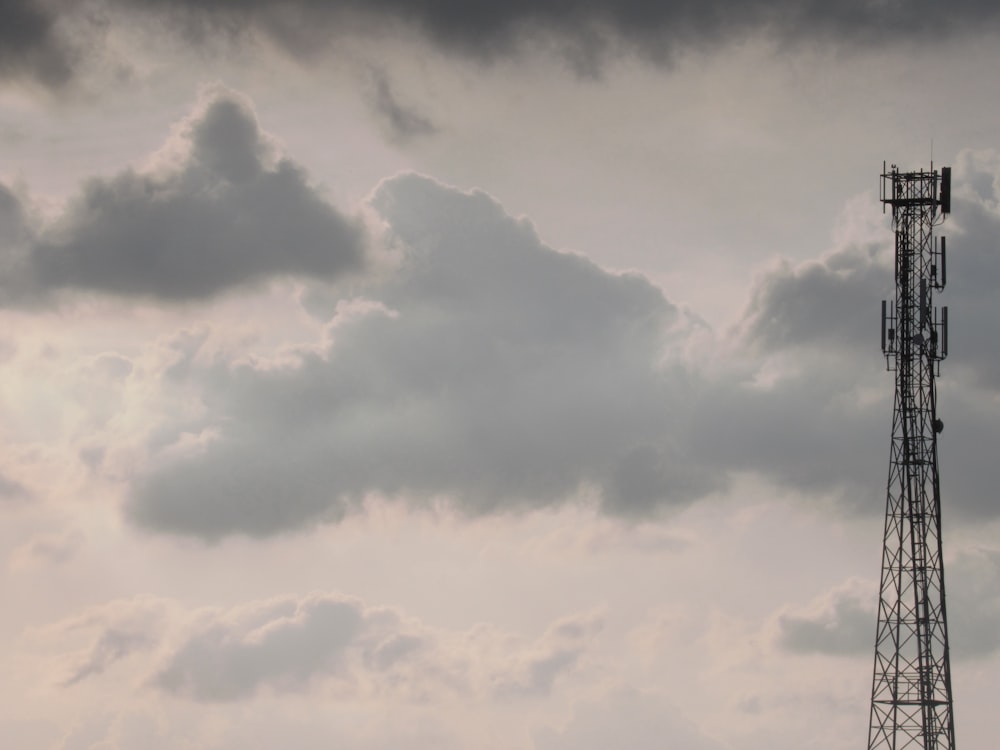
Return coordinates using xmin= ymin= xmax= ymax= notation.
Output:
xmin=869 ymin=164 xmax=955 ymax=750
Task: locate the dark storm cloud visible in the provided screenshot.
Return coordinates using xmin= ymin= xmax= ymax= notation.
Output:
xmin=0 ymin=90 xmax=364 ymax=302
xmin=125 ymin=172 xmax=722 ymax=539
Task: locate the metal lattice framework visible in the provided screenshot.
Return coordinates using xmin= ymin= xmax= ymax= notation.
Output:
xmin=869 ymin=164 xmax=955 ymax=750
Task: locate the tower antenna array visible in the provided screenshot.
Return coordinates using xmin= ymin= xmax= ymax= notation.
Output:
xmin=869 ymin=163 xmax=955 ymax=750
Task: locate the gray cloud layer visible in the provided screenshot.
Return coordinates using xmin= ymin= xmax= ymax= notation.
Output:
xmin=102 ymin=0 xmax=1000 ymax=58
xmin=0 ymin=90 xmax=364 ymax=302
xmin=0 ymin=0 xmax=73 ymax=86
xmin=7 ymin=1 xmax=1000 ymax=87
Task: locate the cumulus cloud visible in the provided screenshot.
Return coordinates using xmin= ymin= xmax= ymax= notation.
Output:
xmin=154 ymin=595 xmax=600 ymax=702
xmin=153 ymin=594 xmax=391 ymax=700
xmin=774 ymin=579 xmax=875 ymax=656
xmin=774 ymin=547 xmax=1000 ymax=660
xmin=0 ymin=89 xmax=364 ymax=303
xmin=124 ymin=172 xmax=720 ymax=538
xmin=0 ymin=82 xmax=973 ymax=539
xmin=729 ymin=150 xmax=1000 ymax=519
xmin=38 ymin=591 xmax=599 ymax=703
xmin=118 ymin=151 xmax=1000 ymax=539
xmin=491 ymin=613 xmax=603 ymax=697
xmin=737 ymin=242 xmax=892 ymax=355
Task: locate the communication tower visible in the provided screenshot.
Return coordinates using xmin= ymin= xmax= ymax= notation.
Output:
xmin=869 ymin=164 xmax=955 ymax=750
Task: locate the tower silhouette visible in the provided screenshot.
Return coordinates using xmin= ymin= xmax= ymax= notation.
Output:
xmin=869 ymin=164 xmax=955 ymax=750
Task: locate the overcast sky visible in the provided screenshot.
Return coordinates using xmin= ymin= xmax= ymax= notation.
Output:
xmin=2 ymin=1 xmax=1000 ymax=748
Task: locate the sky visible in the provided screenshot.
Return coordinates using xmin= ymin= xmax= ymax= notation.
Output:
xmin=1 ymin=1 xmax=1000 ymax=748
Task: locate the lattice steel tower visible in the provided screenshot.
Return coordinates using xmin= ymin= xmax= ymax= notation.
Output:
xmin=869 ymin=164 xmax=954 ymax=750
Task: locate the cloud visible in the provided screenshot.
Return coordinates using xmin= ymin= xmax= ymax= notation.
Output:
xmin=63 ymin=628 xmax=155 ymax=686
xmin=366 ymin=68 xmax=438 ymax=144
xmin=107 ymin=0 xmax=1000 ymax=68
xmin=124 ymin=172 xmax=721 ymax=538
xmin=491 ymin=612 xmax=603 ymax=697
xmin=0 ymin=89 xmax=365 ymax=303
xmin=9 ymin=0 xmax=1000 ymax=89
xmin=0 ymin=0 xmax=74 ymax=87
xmin=740 ymin=149 xmax=1000 ymax=390
xmin=38 ymin=591 xmax=599 ymax=704
xmin=152 ymin=594 xmax=382 ymax=700
xmin=774 ymin=547 xmax=1000 ymax=660
xmin=774 ymin=579 xmax=875 ymax=656
xmin=155 ymin=595 xmax=600 ymax=702
xmin=33 ymin=596 xmax=170 ymax=687
xmin=0 ymin=182 xmax=39 ymax=306
xmin=737 ymin=242 xmax=892 ymax=355
xmin=119 ymin=154 xmax=1000 ymax=539
xmin=727 ymin=150 xmax=1000 ymax=519
xmin=946 ymin=149 xmax=1000 ymax=389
